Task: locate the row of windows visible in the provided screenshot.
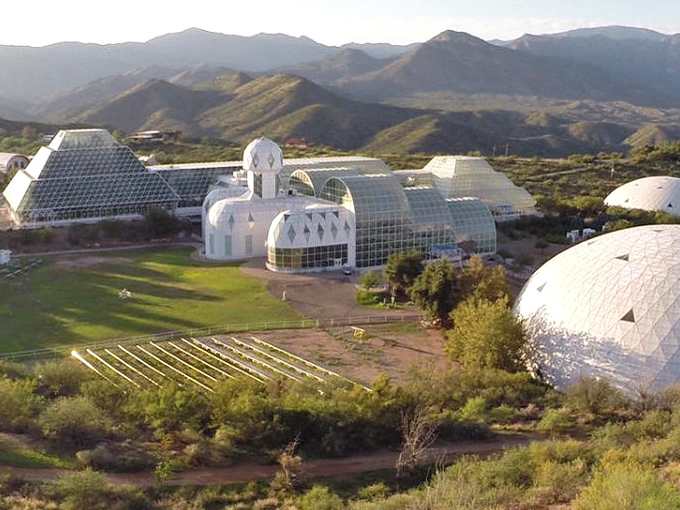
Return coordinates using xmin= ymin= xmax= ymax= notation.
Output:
xmin=268 ymin=244 xmax=348 ymax=270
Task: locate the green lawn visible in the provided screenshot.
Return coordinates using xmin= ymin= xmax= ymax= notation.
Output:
xmin=0 ymin=247 xmax=299 ymax=353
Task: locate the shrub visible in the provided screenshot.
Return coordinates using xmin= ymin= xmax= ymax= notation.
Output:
xmin=34 ymin=360 xmax=92 ymax=397
xmin=39 ymin=396 xmax=111 ymax=447
xmin=574 ymin=461 xmax=680 ymax=510
xmin=357 ymin=483 xmax=390 ymax=501
xmin=537 ymin=409 xmax=574 ymax=435
xmin=564 ymin=376 xmax=627 ymax=416
xmin=0 ymin=377 xmax=42 ymax=432
xmin=76 ymin=442 xmax=155 ymax=472
xmin=300 ymin=486 xmax=345 ymax=510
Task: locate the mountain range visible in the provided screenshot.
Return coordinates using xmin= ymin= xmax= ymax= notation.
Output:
xmin=2 ymin=25 xmax=680 ymax=156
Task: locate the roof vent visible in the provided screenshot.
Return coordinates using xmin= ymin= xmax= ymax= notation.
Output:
xmin=615 ymin=254 xmax=629 ymax=262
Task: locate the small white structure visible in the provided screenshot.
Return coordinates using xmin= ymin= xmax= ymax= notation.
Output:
xmin=605 ymin=176 xmax=680 ymax=216
xmin=0 ymin=153 xmax=29 ymax=174
xmin=0 ymin=250 xmax=10 ymax=265
xmin=566 ymin=228 xmax=597 ymax=243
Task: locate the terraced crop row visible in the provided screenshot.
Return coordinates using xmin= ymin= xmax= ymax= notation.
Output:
xmin=71 ymin=336 xmax=369 ymax=393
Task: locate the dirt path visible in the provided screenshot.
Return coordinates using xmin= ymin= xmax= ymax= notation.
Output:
xmin=0 ymin=434 xmax=536 ymax=487
xmin=240 ymin=257 xmax=415 ymax=320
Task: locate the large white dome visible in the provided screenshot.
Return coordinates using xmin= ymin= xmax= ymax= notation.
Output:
xmin=514 ymin=225 xmax=680 ymax=393
xmin=243 ymin=137 xmax=283 ymax=174
xmin=605 ymin=176 xmax=680 ymax=216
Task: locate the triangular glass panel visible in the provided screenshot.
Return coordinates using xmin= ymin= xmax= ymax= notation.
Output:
xmin=537 ymin=282 xmax=546 ymax=293
xmin=344 ymin=221 xmax=351 ymax=234
xmin=268 ymin=153 xmax=276 ymax=169
xmin=228 ymin=214 xmax=235 ymax=230
xmin=621 ymin=309 xmax=636 ymax=323
xmin=306 ymin=213 xmax=313 ymax=221
xmin=287 ymin=226 xmax=296 ymax=243
xmin=252 ymin=153 xmax=259 ymax=168
xmin=317 ymin=223 xmax=324 ymax=241
xmin=331 ymin=223 xmax=338 ymax=239
xmin=303 ymin=225 xmax=310 ymax=242
xmin=615 ymin=254 xmax=630 ymax=262
xmin=332 ymin=211 xmax=339 ymax=218
xmin=248 ymin=213 xmax=255 ymax=229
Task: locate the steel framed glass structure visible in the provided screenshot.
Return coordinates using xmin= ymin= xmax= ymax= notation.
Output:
xmin=4 ymin=141 xmax=179 ymax=225
xmin=446 ymin=198 xmax=497 ymax=255
xmin=320 ymin=175 xmax=413 ymax=268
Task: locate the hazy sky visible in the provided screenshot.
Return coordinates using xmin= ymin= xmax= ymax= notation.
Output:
xmin=4 ymin=0 xmax=679 ymax=47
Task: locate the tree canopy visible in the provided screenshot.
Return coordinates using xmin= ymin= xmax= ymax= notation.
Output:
xmin=447 ymin=297 xmax=527 ymax=372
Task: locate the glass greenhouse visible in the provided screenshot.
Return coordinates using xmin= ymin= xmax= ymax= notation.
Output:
xmin=3 ymin=130 xmax=179 ymax=225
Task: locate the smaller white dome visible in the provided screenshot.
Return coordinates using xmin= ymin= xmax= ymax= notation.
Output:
xmin=605 ymin=176 xmax=680 ymax=216
xmin=243 ymin=137 xmax=283 ymax=174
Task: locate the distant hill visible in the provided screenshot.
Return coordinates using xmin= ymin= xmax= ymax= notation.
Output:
xmin=0 ymin=28 xmax=413 ymax=106
xmin=276 ymin=49 xmax=394 ymax=88
xmin=548 ymin=26 xmax=669 ymax=42
xmin=336 ymin=30 xmax=664 ymax=106
xmin=507 ymin=28 xmax=680 ymax=97
xmin=71 ymin=79 xmax=225 ymax=135
xmin=339 ymin=41 xmax=420 ymax=58
xmin=48 ymin=71 xmax=677 ymax=157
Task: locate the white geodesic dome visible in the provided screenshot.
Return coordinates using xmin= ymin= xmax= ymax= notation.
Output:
xmin=243 ymin=137 xmax=283 ymax=174
xmin=514 ymin=225 xmax=680 ymax=394
xmin=605 ymin=176 xmax=680 ymax=217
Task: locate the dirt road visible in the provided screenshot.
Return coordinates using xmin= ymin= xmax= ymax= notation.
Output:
xmin=0 ymin=434 xmax=536 ymax=487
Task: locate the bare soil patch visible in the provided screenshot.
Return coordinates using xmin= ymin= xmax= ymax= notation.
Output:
xmin=54 ymin=256 xmax=133 ymax=269
xmin=247 ymin=323 xmax=446 ymax=385
xmin=241 ymin=257 xmax=415 ymax=320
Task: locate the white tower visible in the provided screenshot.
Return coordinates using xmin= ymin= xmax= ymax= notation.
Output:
xmin=243 ymin=137 xmax=283 ymax=200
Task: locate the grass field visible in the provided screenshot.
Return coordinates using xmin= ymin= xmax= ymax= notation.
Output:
xmin=0 ymin=247 xmax=299 ymax=353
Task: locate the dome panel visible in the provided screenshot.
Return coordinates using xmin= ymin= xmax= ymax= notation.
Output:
xmin=514 ymin=225 xmax=680 ymax=393
xmin=605 ymin=176 xmax=680 ymax=216
xmin=243 ymin=137 xmax=283 ymax=174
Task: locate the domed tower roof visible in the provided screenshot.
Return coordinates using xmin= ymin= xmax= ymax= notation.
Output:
xmin=243 ymin=137 xmax=283 ymax=174
xmin=514 ymin=225 xmax=680 ymax=393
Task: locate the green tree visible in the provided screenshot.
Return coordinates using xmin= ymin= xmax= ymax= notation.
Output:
xmin=459 ymin=256 xmax=512 ymax=303
xmin=447 ymin=297 xmax=527 ymax=372
xmin=360 ymin=270 xmax=379 ymax=291
xmin=409 ymin=259 xmax=459 ymax=325
xmin=383 ymin=251 xmax=424 ymax=297
xmin=144 ymin=206 xmax=181 ymax=238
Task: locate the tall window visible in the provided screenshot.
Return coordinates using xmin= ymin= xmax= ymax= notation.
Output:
xmin=245 ymin=235 xmax=253 ymax=256
xmin=224 ymin=235 xmax=232 ymax=256
xmin=209 ymin=234 xmax=215 ymax=255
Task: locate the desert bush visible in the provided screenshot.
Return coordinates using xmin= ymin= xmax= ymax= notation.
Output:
xmin=0 ymin=377 xmax=42 ymax=432
xmin=34 ymin=360 xmax=93 ymax=397
xmin=300 ymin=486 xmax=345 ymax=510
xmin=39 ymin=396 xmax=111 ymax=447
xmin=537 ymin=408 xmax=574 ymax=435
xmin=574 ymin=460 xmax=680 ymax=510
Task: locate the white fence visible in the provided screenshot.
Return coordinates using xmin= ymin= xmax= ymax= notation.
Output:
xmin=0 ymin=314 xmax=421 ymax=362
